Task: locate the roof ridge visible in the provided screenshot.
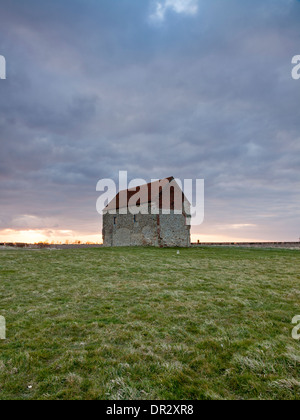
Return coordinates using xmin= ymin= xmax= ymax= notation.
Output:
xmin=117 ymin=176 xmax=174 ymax=195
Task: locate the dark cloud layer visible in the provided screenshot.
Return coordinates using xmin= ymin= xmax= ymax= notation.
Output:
xmin=0 ymin=0 xmax=299 ymax=241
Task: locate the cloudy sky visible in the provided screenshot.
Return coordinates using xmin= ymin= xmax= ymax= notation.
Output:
xmin=0 ymin=0 xmax=300 ymax=243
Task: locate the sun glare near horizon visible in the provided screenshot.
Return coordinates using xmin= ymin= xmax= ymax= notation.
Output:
xmin=0 ymin=229 xmax=103 ymax=244
xmin=0 ymin=229 xmax=278 ymax=245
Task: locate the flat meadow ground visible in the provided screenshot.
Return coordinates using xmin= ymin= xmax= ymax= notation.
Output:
xmin=0 ymin=247 xmax=299 ymax=400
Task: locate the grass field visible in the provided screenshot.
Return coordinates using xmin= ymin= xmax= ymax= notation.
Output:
xmin=0 ymin=247 xmax=299 ymax=400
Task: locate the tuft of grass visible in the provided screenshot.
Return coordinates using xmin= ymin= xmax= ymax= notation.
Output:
xmin=0 ymin=247 xmax=299 ymax=400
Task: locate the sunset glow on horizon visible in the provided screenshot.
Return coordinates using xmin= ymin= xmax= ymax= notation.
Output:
xmin=0 ymin=229 xmax=103 ymax=245
xmin=0 ymin=227 xmax=295 ymax=245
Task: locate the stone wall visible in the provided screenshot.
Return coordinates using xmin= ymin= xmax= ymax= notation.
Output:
xmin=103 ymin=211 xmax=159 ymax=247
xmin=103 ymin=206 xmax=190 ymax=247
xmin=159 ymin=213 xmax=190 ymax=247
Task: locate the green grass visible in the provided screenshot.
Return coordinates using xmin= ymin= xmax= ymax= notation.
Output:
xmin=0 ymin=247 xmax=299 ymax=400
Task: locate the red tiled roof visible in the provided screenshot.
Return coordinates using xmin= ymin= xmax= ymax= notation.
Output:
xmin=104 ymin=176 xmax=187 ymax=212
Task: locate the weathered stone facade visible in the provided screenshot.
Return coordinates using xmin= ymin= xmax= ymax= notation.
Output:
xmin=102 ymin=177 xmax=191 ymax=247
xmin=103 ymin=209 xmax=190 ymax=247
